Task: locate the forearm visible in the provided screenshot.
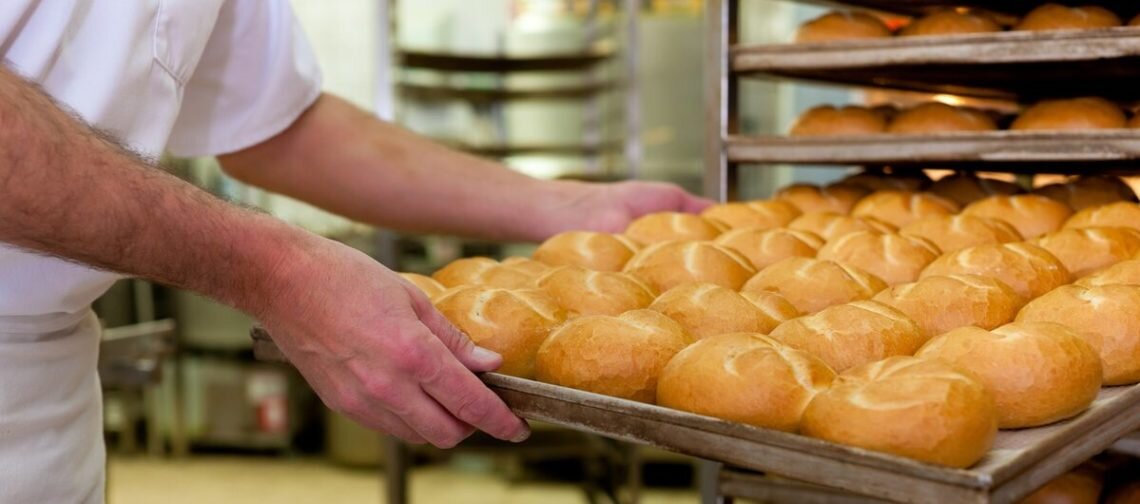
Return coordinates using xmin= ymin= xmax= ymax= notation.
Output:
xmin=218 ymin=94 xmax=583 ymax=242
xmin=0 ymin=66 xmax=314 ymax=316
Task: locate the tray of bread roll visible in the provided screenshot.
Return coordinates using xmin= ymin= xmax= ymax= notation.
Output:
xmin=254 ymin=172 xmax=1140 ymax=503
xmin=735 ymin=6 xmax=1140 ymax=100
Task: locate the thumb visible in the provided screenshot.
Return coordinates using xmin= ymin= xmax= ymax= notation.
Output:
xmin=412 ymin=294 xmax=504 ymax=373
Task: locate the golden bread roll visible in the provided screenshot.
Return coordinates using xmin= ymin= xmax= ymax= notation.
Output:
xmin=1065 ymin=201 xmax=1140 ymax=232
xmin=657 ymin=333 xmax=836 ymax=431
xmin=1012 ymin=97 xmax=1127 ymax=130
xmin=1022 ymin=466 xmax=1104 ymax=504
xmin=1032 ymin=227 xmax=1140 ymax=277
xmin=961 ymin=194 xmax=1073 ymax=238
xmin=500 ymin=257 xmax=551 ymax=276
xmin=795 ymin=11 xmax=893 ymax=43
xmin=788 ymin=212 xmax=897 ymax=241
xmin=1016 ymin=284 xmax=1140 ymax=385
xmin=1104 ymin=480 xmax=1140 ymax=504
xmin=623 ymin=240 xmax=757 ymax=292
xmin=1076 ymin=259 xmax=1140 ymax=287
xmin=400 ymin=273 xmax=447 ymax=299
xmin=773 ymin=183 xmax=869 ymax=214
xmin=851 ymin=190 xmax=961 ymax=228
xmin=916 ymin=322 xmax=1102 ymax=428
xmin=839 ymin=170 xmax=933 ymax=192
xmin=432 ymin=257 xmax=537 ymax=289
xmin=873 ymin=274 xmax=1024 ymax=340
xmin=649 ymin=283 xmax=798 ymax=340
xmin=434 ymin=286 xmax=566 ymax=378
xmin=700 ymin=200 xmax=802 ymax=230
xmin=624 ymin=212 xmax=726 ymax=245
xmin=714 ymin=227 xmax=824 ymax=270
xmin=1015 ymin=4 xmax=1122 ymax=31
xmin=900 ymin=9 xmax=1002 ymax=36
xmin=816 ymin=230 xmax=941 ymax=286
xmin=533 ymin=231 xmax=640 ymax=272
xmin=742 ymin=257 xmax=888 ymax=314
xmin=1134 ymin=13 xmax=1140 ymax=26
xmin=770 ymin=300 xmax=924 ymax=373
xmin=535 ymin=266 xmax=656 ymax=317
xmin=1033 ymin=175 xmax=1138 ymax=211
xmin=801 ymin=356 xmax=998 ymax=468
xmin=789 ymin=105 xmax=888 ymax=136
xmin=535 ymin=310 xmax=692 ymax=402
xmin=928 ymin=172 xmax=1023 ymax=207
xmin=1131 ymin=112 xmax=1140 ymax=128
xmin=886 ymin=102 xmax=998 ymax=134
xmin=920 ymin=242 xmax=1069 ymax=299
xmin=900 ymin=214 xmax=1022 ymax=253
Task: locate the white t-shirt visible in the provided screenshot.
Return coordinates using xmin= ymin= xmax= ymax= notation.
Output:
xmin=0 ymin=1 xmax=322 ymax=501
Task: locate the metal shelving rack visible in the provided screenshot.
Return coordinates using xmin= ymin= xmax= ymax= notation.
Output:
xmin=703 ymin=1 xmax=1140 ymax=502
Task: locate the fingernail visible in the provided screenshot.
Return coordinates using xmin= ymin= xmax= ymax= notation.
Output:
xmin=472 ymin=346 xmax=502 ymax=363
xmin=511 ymin=426 xmax=531 ymax=443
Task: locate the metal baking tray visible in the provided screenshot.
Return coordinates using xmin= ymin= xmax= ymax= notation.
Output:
xmin=795 ymin=0 xmax=1137 ymax=17
xmin=250 ymin=328 xmax=1140 ymax=503
xmin=725 ymin=131 xmax=1140 ymax=171
xmin=733 ymin=28 xmax=1140 ymax=100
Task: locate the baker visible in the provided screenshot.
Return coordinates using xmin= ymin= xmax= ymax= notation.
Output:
xmin=0 ymin=2 xmax=709 ymax=501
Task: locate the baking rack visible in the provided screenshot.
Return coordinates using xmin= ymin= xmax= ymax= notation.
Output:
xmin=704 ymin=0 xmax=1140 ymax=502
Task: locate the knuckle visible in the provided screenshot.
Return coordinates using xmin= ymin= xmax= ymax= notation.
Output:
xmin=361 ymin=375 xmax=399 ymax=405
xmin=453 ymin=395 xmax=492 ymax=426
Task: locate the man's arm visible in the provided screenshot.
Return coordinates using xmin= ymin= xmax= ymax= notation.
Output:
xmin=0 ymin=66 xmax=527 ymax=448
xmin=217 ymin=94 xmax=710 ymax=242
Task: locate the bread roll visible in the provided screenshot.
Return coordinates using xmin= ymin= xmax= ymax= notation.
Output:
xmin=774 ymin=183 xmax=869 ymax=214
xmin=533 ymin=231 xmax=640 ymax=272
xmin=1065 ymin=201 xmax=1140 ymax=232
xmin=788 ymin=212 xmax=897 ymax=241
xmin=714 ymin=227 xmax=824 ymax=270
xmin=801 ymin=356 xmax=998 ymax=468
xmin=839 ymin=170 xmax=932 ymax=193
xmin=770 ymin=301 xmax=924 ymax=373
xmin=1012 ymin=97 xmax=1127 ymax=131
xmin=851 ymin=190 xmax=961 ymax=228
xmin=649 ymin=283 xmax=798 ymax=340
xmin=1133 ymin=13 xmax=1140 ymax=27
xmin=1131 ymin=112 xmax=1140 ymax=128
xmin=700 ymin=200 xmax=802 ymax=230
xmin=535 ymin=266 xmax=656 ymax=317
xmin=1015 ymin=4 xmax=1122 ymax=31
xmin=1016 ymin=284 xmax=1140 ymax=385
xmin=434 ymin=286 xmax=566 ymax=378
xmin=887 ymin=103 xmax=998 ymax=134
xmin=432 ymin=257 xmax=537 ymax=289
xmin=900 ymin=9 xmax=1002 ymax=36
xmin=928 ymin=172 xmax=1022 ymax=207
xmin=900 ymin=214 xmax=1022 ymax=253
xmin=789 ymin=105 xmax=888 ymax=136
xmin=1104 ymin=480 xmax=1140 ymax=504
xmin=916 ymin=322 xmax=1102 ymax=428
xmin=816 ymin=231 xmax=941 ymax=286
xmin=400 ymin=273 xmax=447 ymax=299
xmin=795 ymin=11 xmax=893 ymax=43
xmin=1033 ymin=175 xmax=1139 ymax=211
xmin=535 ymin=310 xmax=692 ymax=402
xmin=1076 ymin=259 xmax=1140 ymax=287
xmin=961 ymin=194 xmax=1073 ymax=238
xmin=873 ymin=274 xmax=1024 ymax=340
xmin=1022 ymin=466 xmax=1104 ymax=504
xmin=624 ymin=212 xmax=726 ymax=245
xmin=921 ymin=242 xmax=1070 ymax=299
xmin=742 ymin=257 xmax=888 ymax=314
xmin=1033 ymin=227 xmax=1140 ymax=277
xmin=500 ymin=257 xmax=551 ymax=276
xmin=623 ymin=240 xmax=757 ymax=292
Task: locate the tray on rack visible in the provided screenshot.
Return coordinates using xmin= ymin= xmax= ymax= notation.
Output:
xmin=798 ymin=0 xmax=1138 ymax=16
xmin=733 ymin=28 xmax=1140 ymax=100
xmin=725 ymin=131 xmax=1140 ymax=171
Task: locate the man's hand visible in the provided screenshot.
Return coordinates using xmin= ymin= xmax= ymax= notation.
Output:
xmin=540 ymin=180 xmax=716 ymax=237
xmin=260 ymin=237 xmax=530 ymax=447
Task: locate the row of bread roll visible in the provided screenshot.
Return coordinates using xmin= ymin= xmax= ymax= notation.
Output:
xmin=796 ymin=5 xmax=1136 ymax=45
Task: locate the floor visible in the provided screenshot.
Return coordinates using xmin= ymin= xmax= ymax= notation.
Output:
xmin=106 ymin=455 xmax=701 ymax=504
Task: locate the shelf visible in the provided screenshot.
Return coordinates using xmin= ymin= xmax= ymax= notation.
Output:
xmin=398 ymin=49 xmax=615 ymax=72
xmin=733 ymin=28 xmax=1140 ymax=101
xmin=793 ymin=0 xmax=1138 ymax=16
xmin=397 ymin=81 xmax=617 ymax=103
xmin=725 ymin=131 xmax=1140 ymax=171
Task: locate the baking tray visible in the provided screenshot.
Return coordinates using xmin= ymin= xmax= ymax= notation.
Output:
xmin=733 ymin=28 xmax=1140 ymax=100
xmin=250 ymin=328 xmax=1140 ymax=503
xmin=725 ymin=131 xmax=1140 ymax=171
xmin=794 ymin=0 xmax=1137 ymax=17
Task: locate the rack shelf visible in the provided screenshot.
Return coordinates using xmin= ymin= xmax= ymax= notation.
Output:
xmin=794 ymin=0 xmax=1139 ymax=16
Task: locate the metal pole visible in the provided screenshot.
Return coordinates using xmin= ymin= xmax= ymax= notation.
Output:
xmin=703 ymin=0 xmax=738 ymax=202
xmin=623 ymin=0 xmax=642 ymax=179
